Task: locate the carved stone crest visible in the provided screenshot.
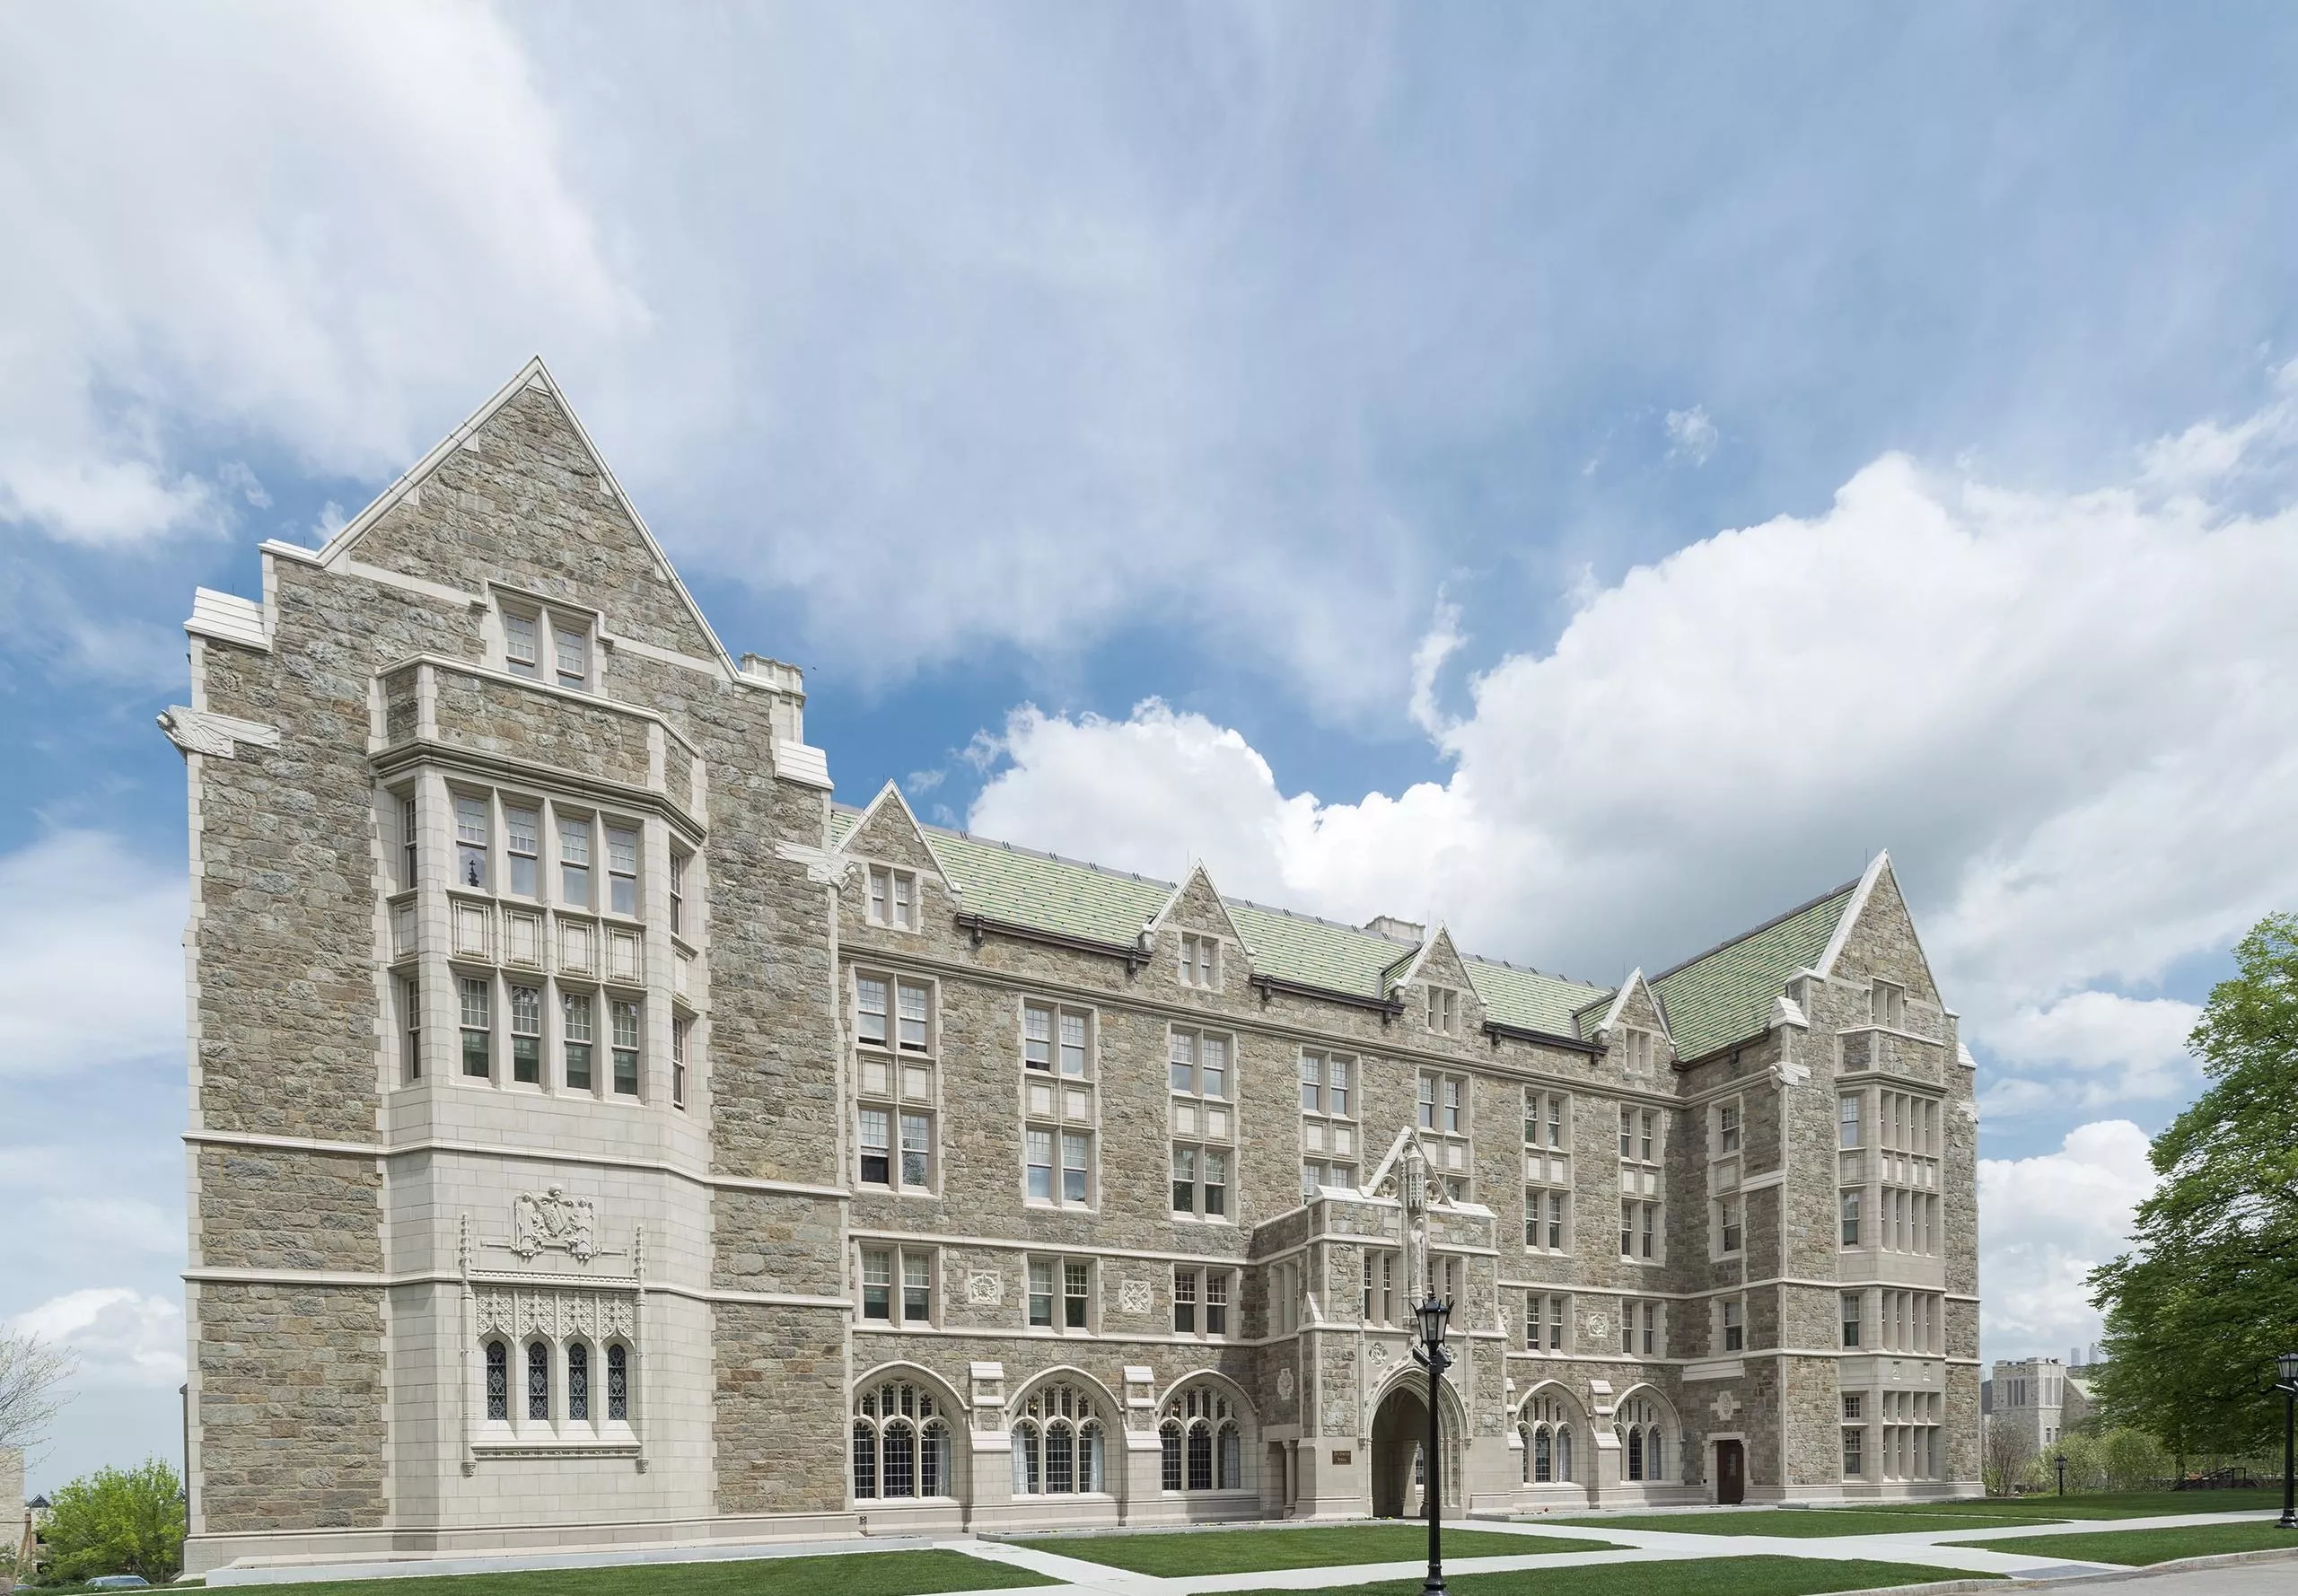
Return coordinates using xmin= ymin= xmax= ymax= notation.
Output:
xmin=1118 ymin=1278 xmax=1153 ymax=1315
xmin=967 ymin=1270 xmax=1004 ymax=1305
xmin=513 ymin=1186 xmax=596 ymax=1263
xmin=1276 ymin=1368 xmax=1295 ymax=1399
xmin=1583 ymin=1312 xmax=1609 ymax=1341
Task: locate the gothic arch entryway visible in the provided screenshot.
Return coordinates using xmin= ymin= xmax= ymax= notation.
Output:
xmin=1369 ymin=1384 xmax=1426 ymax=1517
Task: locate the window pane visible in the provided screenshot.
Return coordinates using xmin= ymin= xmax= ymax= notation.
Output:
xmin=1061 ymin=1132 xmax=1089 ymax=1203
xmin=900 ymin=1112 xmax=932 ymax=1187
xmin=1301 ymin=1055 xmax=1320 ymax=1112
xmin=1024 ymin=1004 xmax=1052 ymax=1069
xmin=1169 ymin=1031 xmax=1194 ymax=1092
xmin=1199 ymin=1035 xmax=1226 ymax=1098
xmin=897 ymin=981 xmax=930 ymax=1050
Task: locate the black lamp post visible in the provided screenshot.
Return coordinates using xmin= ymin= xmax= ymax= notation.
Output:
xmin=2055 ymin=1452 xmax=2066 ymax=1496
xmin=2274 ymin=1351 xmax=2298 ymax=1531
xmin=1411 ymin=1292 xmax=1455 ymax=1596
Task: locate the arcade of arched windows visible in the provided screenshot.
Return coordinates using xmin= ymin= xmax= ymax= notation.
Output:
xmin=853 ymin=1378 xmax=955 ymax=1502
xmin=1012 ymin=1381 xmax=1109 ymax=1496
xmin=1615 ymin=1391 xmax=1674 ymax=1483
xmin=1517 ymin=1390 xmax=1577 ymax=1485
xmin=1160 ymin=1381 xmax=1250 ymax=1493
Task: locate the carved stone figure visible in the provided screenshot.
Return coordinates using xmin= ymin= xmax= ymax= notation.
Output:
xmin=513 ymin=1186 xmax=597 ymax=1263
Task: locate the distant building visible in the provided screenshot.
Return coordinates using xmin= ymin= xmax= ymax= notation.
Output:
xmin=1987 ymin=1357 xmax=2092 ymax=1453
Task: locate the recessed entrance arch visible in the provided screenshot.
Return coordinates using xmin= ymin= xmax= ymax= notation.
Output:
xmin=1367 ymin=1368 xmax=1467 ymax=1518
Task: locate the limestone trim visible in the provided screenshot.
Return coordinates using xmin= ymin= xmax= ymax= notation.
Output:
xmin=185 ymin=1266 xmax=846 ymax=1310
xmin=1499 ymin=1273 xmax=1962 ymax=1299
xmin=182 ymin=1129 xmax=848 ymax=1199
xmin=377 ymin=652 xmax=706 ymax=760
xmin=373 ymin=742 xmax=706 ymax=846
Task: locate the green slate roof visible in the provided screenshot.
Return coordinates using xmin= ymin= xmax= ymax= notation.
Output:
xmin=832 ymin=807 xmax=1609 ymax=1038
xmin=1649 ymin=881 xmax=1858 ymax=1061
xmin=834 ymin=804 xmax=1855 ymax=1056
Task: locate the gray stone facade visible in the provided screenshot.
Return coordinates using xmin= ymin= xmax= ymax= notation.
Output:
xmin=168 ymin=362 xmax=1979 ymax=1576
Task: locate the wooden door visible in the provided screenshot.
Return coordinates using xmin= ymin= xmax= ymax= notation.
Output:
xmin=1716 ymin=1440 xmax=1745 ymax=1504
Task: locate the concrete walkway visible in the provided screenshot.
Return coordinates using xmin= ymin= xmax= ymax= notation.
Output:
xmin=199 ymin=1509 xmax=2296 ymax=1592
xmin=941 ymin=1509 xmax=2295 ymax=1596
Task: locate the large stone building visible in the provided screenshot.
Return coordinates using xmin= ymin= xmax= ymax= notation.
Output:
xmin=166 ymin=362 xmax=1982 ymax=1576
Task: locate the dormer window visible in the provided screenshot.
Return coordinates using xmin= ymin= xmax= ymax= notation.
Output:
xmin=1620 ymin=1027 xmax=1656 ymax=1073
xmin=1180 ymin=934 xmax=1220 ymax=990
xmin=868 ymin=865 xmax=919 ymax=931
xmin=1426 ymin=986 xmax=1461 ymax=1036
xmin=1871 ymin=980 xmax=1906 ymax=1029
xmin=496 ymin=596 xmax=595 ymax=692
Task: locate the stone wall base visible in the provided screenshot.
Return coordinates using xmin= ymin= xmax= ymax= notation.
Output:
xmin=184 ymin=1510 xmax=863 ymax=1578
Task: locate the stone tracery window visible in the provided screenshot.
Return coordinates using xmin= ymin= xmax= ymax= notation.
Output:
xmin=853 ymin=1379 xmax=952 ymax=1501
xmin=485 ymin=1340 xmax=509 ymax=1422
xmin=1615 ymin=1392 xmax=1671 ymax=1482
xmin=1010 ymin=1381 xmax=1104 ymax=1495
xmin=1518 ymin=1391 xmax=1575 ymax=1484
xmin=1158 ymin=1382 xmax=1244 ymax=1492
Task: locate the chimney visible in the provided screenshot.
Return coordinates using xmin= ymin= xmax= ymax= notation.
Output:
xmin=1364 ymin=916 xmax=1425 ymax=943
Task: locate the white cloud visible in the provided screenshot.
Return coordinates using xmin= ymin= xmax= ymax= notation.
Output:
xmin=963 ymin=403 xmax=2298 ymax=1097
xmin=0 ymin=0 xmax=640 ymax=546
xmin=1980 ymin=992 xmax=2202 ymax=1117
xmin=12 ymin=1289 xmax=184 ymax=1389
xmin=1665 ymin=404 xmax=1719 ymax=464
xmin=0 ymin=833 xmax=184 ymax=1075
xmin=1978 ymin=1119 xmax=2156 ymax=1359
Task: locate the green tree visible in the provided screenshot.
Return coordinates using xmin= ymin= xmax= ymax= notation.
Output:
xmin=38 ymin=1458 xmax=185 ymax=1585
xmin=2090 ymin=912 xmax=2298 ymax=1459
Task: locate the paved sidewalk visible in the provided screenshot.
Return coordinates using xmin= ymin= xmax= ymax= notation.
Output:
xmin=943 ymin=1509 xmax=2292 ymax=1595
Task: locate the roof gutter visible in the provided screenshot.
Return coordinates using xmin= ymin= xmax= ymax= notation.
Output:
xmin=952 ymin=911 xmax=1148 ymax=975
xmin=1482 ymin=1020 xmax=1605 ymax=1057
xmin=1250 ymin=973 xmax=1407 ymax=1021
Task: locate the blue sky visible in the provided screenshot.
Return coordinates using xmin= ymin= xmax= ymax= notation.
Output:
xmin=7 ymin=1 xmax=2298 ymax=1487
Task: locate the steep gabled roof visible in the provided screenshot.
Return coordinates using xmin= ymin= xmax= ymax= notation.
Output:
xmin=1649 ymin=879 xmax=1860 ymax=1062
xmin=310 ymin=356 xmax=741 ymax=677
xmin=827 ymin=805 xmax=1610 ymax=1032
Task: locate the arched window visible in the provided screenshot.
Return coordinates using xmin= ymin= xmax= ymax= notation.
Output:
xmin=1012 ymin=1381 xmax=1103 ymax=1496
xmin=1618 ymin=1394 xmax=1669 ymax=1483
xmin=1519 ymin=1393 xmax=1576 ymax=1486
xmin=526 ymin=1341 xmax=549 ymax=1422
xmin=568 ymin=1342 xmax=592 ymax=1423
xmin=1162 ymin=1382 xmax=1248 ymax=1493
xmin=854 ymin=1379 xmax=953 ymax=1501
xmin=606 ymin=1344 xmax=629 ymax=1422
xmin=485 ymin=1341 xmax=509 ymax=1422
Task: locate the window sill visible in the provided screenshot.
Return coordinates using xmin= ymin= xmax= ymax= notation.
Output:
xmin=1023 ymin=1201 xmax=1098 ymax=1215
xmin=1171 ymin=1214 xmax=1233 ymax=1226
xmin=855 ymin=1186 xmax=943 ymax=1200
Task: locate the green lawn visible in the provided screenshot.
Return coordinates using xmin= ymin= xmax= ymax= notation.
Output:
xmin=172 ymin=1548 xmax=1057 ymax=1595
xmin=1838 ymin=1489 xmax=2283 ymax=1521
xmin=1945 ymin=1520 xmax=2298 ymax=1566
xmin=1015 ymin=1523 xmax=1606 ymax=1575
xmin=1549 ymin=1509 xmax=2035 ymax=1538
xmin=1225 ymin=1555 xmax=1996 ymax=1596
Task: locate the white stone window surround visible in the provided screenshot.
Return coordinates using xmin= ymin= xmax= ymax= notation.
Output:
xmin=1299 ymin=1048 xmax=1358 ymax=1197
xmin=472 ymin=1297 xmax=638 ymax=1457
xmin=1618 ymin=1102 xmax=1664 ymax=1263
xmin=486 ymin=583 xmax=602 ymax=695
xmin=1618 ymin=1025 xmax=1657 ymax=1074
xmin=1425 ymin=983 xmax=1463 ymax=1037
xmin=1713 ymin=1192 xmax=1744 ymax=1259
xmin=1025 ymin=1256 xmax=1095 ymax=1333
xmin=1170 ymin=1264 xmax=1236 ymax=1339
xmin=1167 ymin=1026 xmax=1232 ymax=1223
xmin=864 ymin=861 xmax=922 ymax=932
xmin=1614 ymin=1297 xmax=1663 ymax=1357
xmin=1522 ymin=1086 xmax=1572 ymax=1254
xmin=1614 ymin=1389 xmax=1673 ymax=1482
xmin=856 ymin=969 xmax=939 ymax=1197
xmin=1158 ymin=1380 xmax=1250 ymax=1494
xmin=383 ymin=772 xmax=691 ymax=1108
xmin=857 ymin=1243 xmax=938 ymax=1329
xmin=1524 ymin=1290 xmax=1571 ymax=1353
xmin=1417 ymin=1069 xmax=1473 ymax=1200
xmin=1009 ymin=1379 xmax=1111 ymax=1497
xmin=852 ymin=1376 xmax=958 ymax=1502
xmin=1716 ymin=1293 xmax=1746 ymax=1355
xmin=1361 ymin=1248 xmax=1400 ymax=1328
xmin=1178 ymin=931 xmax=1223 ymax=991
xmin=1518 ymin=1389 xmax=1579 ymax=1483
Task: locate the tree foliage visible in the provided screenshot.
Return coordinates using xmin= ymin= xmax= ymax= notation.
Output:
xmin=2090 ymin=912 xmax=2298 ymax=1458
xmin=38 ymin=1459 xmax=186 ymax=1586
